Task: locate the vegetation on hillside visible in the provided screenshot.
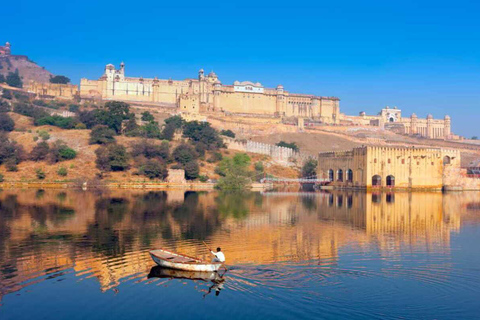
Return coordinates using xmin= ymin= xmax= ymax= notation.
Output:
xmin=216 ymin=153 xmax=252 ymax=191
xmin=49 ymin=75 xmax=70 ymax=84
xmin=276 ymin=141 xmax=299 ymax=152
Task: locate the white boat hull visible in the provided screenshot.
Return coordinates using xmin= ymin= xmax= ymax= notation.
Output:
xmin=150 ymin=252 xmax=222 ymax=272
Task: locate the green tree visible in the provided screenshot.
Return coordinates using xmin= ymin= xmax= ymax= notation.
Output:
xmin=0 ymin=74 xmax=5 ymax=83
xmin=49 ymin=141 xmax=77 ymax=163
xmin=301 ymin=159 xmax=318 ymax=179
xmin=0 ymin=133 xmax=24 ymax=166
xmin=276 ymin=141 xmax=299 ymax=152
xmin=220 ymin=129 xmax=235 ymax=138
xmin=57 ymin=166 xmax=68 ymax=176
xmin=95 ymin=143 xmax=129 ymax=172
xmin=104 ymin=101 xmax=131 ymax=133
xmin=49 ymin=75 xmax=70 ymax=84
xmin=216 ymin=153 xmax=252 ymax=190
xmin=89 ymin=125 xmax=116 ymax=144
xmin=68 ymin=104 xmax=80 ymax=113
xmin=184 ymin=161 xmax=200 ymax=180
xmin=131 ymin=140 xmax=169 ymax=160
xmin=138 ymin=159 xmax=168 ymax=180
xmin=472 ymin=136 xmax=478 ymax=140
xmin=172 ymin=144 xmax=197 ymax=165
xmin=161 ymin=122 xmax=176 ymax=140
xmin=6 ymin=70 xmax=22 ymax=88
xmin=164 ymin=115 xmax=184 ymax=128
xmin=183 ymin=121 xmax=223 ymax=150
xmin=2 ymin=89 xmax=12 ymax=99
xmin=141 ymin=111 xmax=155 ymax=122
xmin=0 ymin=113 xmax=14 ymax=131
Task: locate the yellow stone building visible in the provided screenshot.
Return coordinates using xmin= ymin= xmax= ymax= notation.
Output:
xmin=26 ymin=80 xmax=79 ymax=99
xmin=80 ymin=63 xmax=341 ymax=123
xmin=317 ymin=146 xmax=461 ymax=190
xmin=341 ymin=106 xmax=453 ymax=139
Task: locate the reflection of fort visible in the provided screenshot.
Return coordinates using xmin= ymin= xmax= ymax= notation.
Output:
xmin=0 ymin=190 xmax=478 ymax=301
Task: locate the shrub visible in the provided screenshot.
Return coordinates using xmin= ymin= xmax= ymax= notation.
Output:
xmin=208 ymin=152 xmax=223 ymax=163
xmin=199 ymin=175 xmax=208 ymax=182
xmin=0 ymin=133 xmax=25 ymax=167
xmin=141 ymin=111 xmax=155 ymax=122
xmin=172 ymin=144 xmax=197 ymax=165
xmin=89 ymin=125 xmax=116 ymax=144
xmin=75 ymin=123 xmax=86 ymax=129
xmin=0 ymin=173 xmax=3 ymax=182
xmin=49 ymin=141 xmax=77 ymax=163
xmin=164 ymin=115 xmax=184 ymax=128
xmin=95 ymin=143 xmax=129 ymax=172
xmin=34 ymin=115 xmax=78 ymax=129
xmin=6 ymin=71 xmax=22 ymax=88
xmin=36 ymin=168 xmax=46 ymax=180
xmin=57 ymin=166 xmax=68 ymax=176
xmin=138 ymin=159 xmax=167 ymax=180
xmin=0 ymin=113 xmax=14 ymax=131
xmin=216 ymin=153 xmax=252 ymax=190
xmin=2 ymin=89 xmax=12 ymax=100
xmin=38 ymin=130 xmax=50 ymax=141
xmin=276 ymin=141 xmax=299 ymax=152
xmin=0 ymin=74 xmax=5 ymax=83
xmin=220 ymin=129 xmax=235 ymax=138
xmin=184 ymin=161 xmax=199 ymax=180
xmin=0 ymin=100 xmax=11 ymax=112
xmin=68 ymin=104 xmax=80 ymax=113
xmin=33 ymin=136 xmax=38 ymax=142
xmin=33 ymin=100 xmax=47 ymax=107
xmin=13 ymin=103 xmax=49 ymax=119
xmin=30 ymin=141 xmax=50 ymax=161
xmin=131 ymin=140 xmax=169 ymax=160
xmin=49 ymin=75 xmax=70 ymax=84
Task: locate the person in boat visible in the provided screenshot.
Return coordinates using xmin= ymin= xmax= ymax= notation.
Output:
xmin=210 ymin=247 xmax=225 ymax=263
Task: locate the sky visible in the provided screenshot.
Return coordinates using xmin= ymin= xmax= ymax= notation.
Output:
xmin=2 ymin=0 xmax=480 ymax=137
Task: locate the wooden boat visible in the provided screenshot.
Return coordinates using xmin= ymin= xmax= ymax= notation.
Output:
xmin=148 ymin=266 xmax=218 ymax=281
xmin=149 ymin=248 xmax=223 ymax=272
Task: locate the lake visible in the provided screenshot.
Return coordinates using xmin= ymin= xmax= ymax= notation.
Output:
xmin=0 ymin=189 xmax=479 ymax=319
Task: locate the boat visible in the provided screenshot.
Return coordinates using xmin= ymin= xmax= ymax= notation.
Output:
xmin=149 ymin=248 xmax=223 ymax=272
xmin=148 ymin=266 xmax=218 ymax=281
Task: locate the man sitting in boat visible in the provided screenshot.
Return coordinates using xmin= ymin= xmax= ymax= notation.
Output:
xmin=210 ymin=247 xmax=225 ymax=263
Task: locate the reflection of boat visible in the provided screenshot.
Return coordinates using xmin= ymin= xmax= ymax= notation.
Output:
xmin=149 ymin=248 xmax=222 ymax=272
xmin=148 ymin=266 xmax=217 ymax=281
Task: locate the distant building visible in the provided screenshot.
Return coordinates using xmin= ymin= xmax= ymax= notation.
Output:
xmin=0 ymin=42 xmax=11 ymax=56
xmin=80 ymin=63 xmax=341 ymax=124
xmin=341 ymin=106 xmax=453 ymax=140
xmin=317 ymin=146 xmax=460 ymax=190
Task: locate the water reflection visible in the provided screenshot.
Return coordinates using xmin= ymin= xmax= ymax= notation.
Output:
xmin=0 ymin=189 xmax=479 ymax=306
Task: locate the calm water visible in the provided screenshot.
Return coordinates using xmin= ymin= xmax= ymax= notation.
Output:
xmin=0 ymin=190 xmax=479 ymax=319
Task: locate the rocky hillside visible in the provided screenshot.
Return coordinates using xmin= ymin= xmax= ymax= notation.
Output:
xmin=0 ymin=55 xmax=53 ymax=83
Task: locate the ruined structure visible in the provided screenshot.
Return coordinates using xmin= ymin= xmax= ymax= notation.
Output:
xmin=317 ymin=146 xmax=461 ymax=190
xmin=80 ymin=63 xmax=341 ymax=123
xmin=0 ymin=42 xmax=11 ymax=56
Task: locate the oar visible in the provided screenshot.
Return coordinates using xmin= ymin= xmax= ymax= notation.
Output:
xmin=203 ymin=241 xmax=228 ymax=272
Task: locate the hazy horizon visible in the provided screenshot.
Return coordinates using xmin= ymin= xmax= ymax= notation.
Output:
xmin=3 ymin=0 xmax=479 ymax=137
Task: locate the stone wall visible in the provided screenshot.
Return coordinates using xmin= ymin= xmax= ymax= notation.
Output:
xmin=223 ymin=137 xmax=309 ymax=166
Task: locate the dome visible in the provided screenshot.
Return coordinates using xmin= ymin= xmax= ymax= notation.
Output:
xmin=276 ymin=84 xmax=284 ymax=89
xmin=411 ymin=113 xmax=417 ymax=118
xmin=120 ymin=61 xmax=125 ymax=67
xmin=199 ymin=68 xmax=204 ymax=73
xmin=445 ymin=115 xmax=451 ymax=120
xmin=208 ymin=71 xmax=217 ymax=77
xmin=427 ymin=114 xmax=433 ymax=119
xmin=106 ymin=63 xmax=115 ymax=70
xmin=233 ymin=81 xmax=240 ymax=85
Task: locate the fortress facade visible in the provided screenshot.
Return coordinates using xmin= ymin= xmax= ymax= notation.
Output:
xmin=79 ymin=63 xmax=341 ymax=124
xmin=341 ymin=106 xmax=453 ymax=139
xmin=317 ymin=146 xmax=461 ymax=190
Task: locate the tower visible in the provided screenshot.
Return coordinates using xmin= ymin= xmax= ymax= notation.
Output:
xmin=213 ymin=80 xmax=222 ymax=110
xmin=276 ymin=85 xmax=285 ymax=116
xmin=4 ymin=42 xmax=11 ymax=55
xmin=444 ymin=115 xmax=451 ymax=138
xmin=410 ymin=113 xmax=418 ymax=135
xmin=426 ymin=114 xmax=433 ymax=139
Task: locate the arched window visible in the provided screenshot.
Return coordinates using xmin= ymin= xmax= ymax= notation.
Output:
xmin=372 ymin=175 xmax=381 ymax=186
xmin=336 ymin=195 xmax=343 ymax=207
xmin=443 ymin=156 xmax=451 ymax=165
xmin=328 ymin=169 xmax=334 ymax=182
xmin=386 ymin=175 xmax=395 ymax=187
xmin=347 ymin=169 xmax=353 ymax=182
xmin=337 ymin=169 xmax=343 ymax=182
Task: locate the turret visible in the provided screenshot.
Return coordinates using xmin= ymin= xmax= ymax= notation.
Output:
xmin=213 ymin=80 xmax=222 ymax=109
xmin=426 ymin=114 xmax=433 ymax=139
xmin=275 ymin=85 xmax=286 ymax=116
xmin=120 ymin=61 xmax=125 ymax=75
xmin=198 ymin=69 xmax=204 ymax=80
xmin=444 ymin=115 xmax=451 ymax=138
xmin=410 ymin=113 xmax=418 ymax=135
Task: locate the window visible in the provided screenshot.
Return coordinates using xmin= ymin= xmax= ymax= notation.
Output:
xmin=402 ymin=159 xmax=405 ymax=164
xmin=388 ymin=159 xmax=391 ymax=164
xmin=374 ymin=158 xmax=377 ymax=163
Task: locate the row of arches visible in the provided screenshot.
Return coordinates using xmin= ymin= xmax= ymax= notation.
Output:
xmin=372 ymin=175 xmax=395 ymax=187
xmin=328 ymin=169 xmax=354 ymax=182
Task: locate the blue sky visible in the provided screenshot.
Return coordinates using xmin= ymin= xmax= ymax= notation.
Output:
xmin=3 ymin=0 xmax=480 ymax=136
